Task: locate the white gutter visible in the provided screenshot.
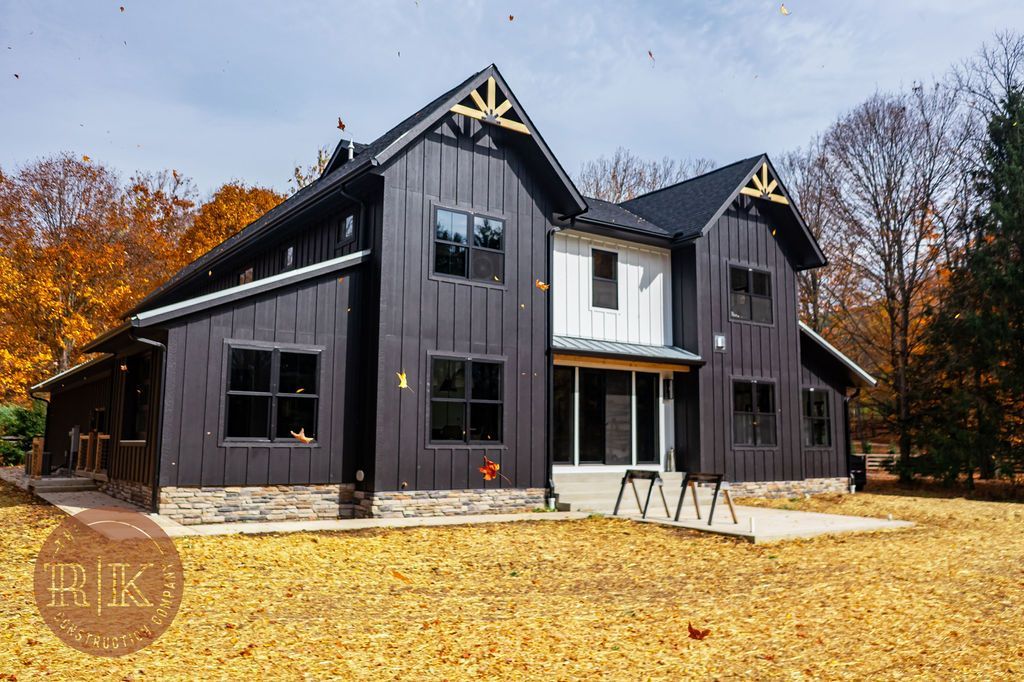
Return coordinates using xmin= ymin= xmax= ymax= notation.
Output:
xmin=798 ymin=321 xmax=877 ymax=387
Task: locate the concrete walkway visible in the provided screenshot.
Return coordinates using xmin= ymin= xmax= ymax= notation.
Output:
xmin=3 ymin=466 xmax=912 ymax=542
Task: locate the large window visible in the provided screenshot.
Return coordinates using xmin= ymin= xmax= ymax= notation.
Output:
xmin=592 ymin=249 xmax=618 ymax=309
xmin=729 ymin=266 xmax=772 ymax=323
xmin=121 ymin=353 xmax=152 ymax=441
xmin=802 ymin=388 xmax=832 ymax=447
xmin=733 ymin=380 xmax=777 ymax=446
xmin=430 ymin=357 xmax=503 ymax=443
xmin=552 ymin=366 xmax=575 ymax=463
xmin=433 ymin=207 xmax=505 ymax=284
xmin=224 ymin=345 xmax=319 ymax=442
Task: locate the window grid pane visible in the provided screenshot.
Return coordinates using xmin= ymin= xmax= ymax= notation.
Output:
xmin=224 ymin=347 xmax=319 ymax=442
xmin=430 ymin=358 xmax=503 ymax=444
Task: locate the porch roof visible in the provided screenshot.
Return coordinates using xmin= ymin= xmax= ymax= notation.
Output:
xmin=552 ymin=335 xmax=702 ymax=366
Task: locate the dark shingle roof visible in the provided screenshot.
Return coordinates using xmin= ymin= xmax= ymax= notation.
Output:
xmin=621 ymin=155 xmax=762 ymax=241
xmin=578 ymin=197 xmax=671 ymax=237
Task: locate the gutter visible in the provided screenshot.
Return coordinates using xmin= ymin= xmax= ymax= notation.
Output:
xmin=130 ymin=333 xmax=167 ymax=513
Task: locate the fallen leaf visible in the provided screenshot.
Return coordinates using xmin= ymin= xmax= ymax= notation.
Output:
xmin=687 ymin=622 xmax=711 ymax=640
xmin=391 ymin=570 xmax=412 ymax=583
xmin=290 ymin=428 xmax=314 ymax=444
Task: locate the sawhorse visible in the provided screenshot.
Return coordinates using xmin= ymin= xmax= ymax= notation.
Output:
xmin=674 ymin=472 xmax=738 ymax=526
xmin=612 ymin=469 xmax=671 ymax=518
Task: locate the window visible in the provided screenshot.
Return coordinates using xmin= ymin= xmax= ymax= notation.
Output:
xmin=553 ymin=366 xmax=575 ymax=463
xmin=802 ymin=388 xmax=832 ymax=447
xmin=433 ymin=207 xmax=505 ymax=284
xmin=733 ymin=380 xmax=777 ymax=446
xmin=430 ymin=357 xmax=503 ymax=443
xmin=238 ymin=267 xmax=254 ymax=286
xmin=729 ymin=266 xmax=772 ymax=323
xmin=121 ymin=353 xmax=152 ymax=441
xmin=338 ymin=212 xmax=356 ymax=246
xmin=224 ymin=346 xmax=319 ymax=442
xmin=592 ymin=249 xmax=618 ymax=309
xmin=281 ymin=245 xmax=295 ymax=271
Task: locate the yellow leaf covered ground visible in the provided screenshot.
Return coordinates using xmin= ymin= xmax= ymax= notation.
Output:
xmin=2 ymin=479 xmax=1023 ymax=680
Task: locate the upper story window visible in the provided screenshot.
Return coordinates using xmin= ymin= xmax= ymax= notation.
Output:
xmin=238 ymin=267 xmax=254 ymax=286
xmin=730 ymin=266 xmax=772 ymax=324
xmin=733 ymin=380 xmax=777 ymax=447
xmin=281 ymin=245 xmax=295 ymax=271
xmin=224 ymin=345 xmax=319 ymax=442
xmin=338 ymin=212 xmax=356 ymax=247
xmin=120 ymin=353 xmax=152 ymax=442
xmin=802 ymin=388 xmax=832 ymax=448
xmin=430 ymin=357 xmax=503 ymax=443
xmin=433 ymin=207 xmax=505 ymax=284
xmin=592 ymin=249 xmax=618 ymax=309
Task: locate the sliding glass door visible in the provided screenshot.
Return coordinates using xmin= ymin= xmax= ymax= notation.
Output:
xmin=635 ymin=372 xmax=660 ymax=463
xmin=579 ymin=368 xmax=632 ymax=465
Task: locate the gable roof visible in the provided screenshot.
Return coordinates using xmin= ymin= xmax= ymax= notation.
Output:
xmin=799 ymin=322 xmax=877 ymax=388
xmin=621 ymin=156 xmax=763 ymax=241
xmin=130 ymin=65 xmax=586 ymax=316
xmin=577 ymin=197 xmax=671 ymax=239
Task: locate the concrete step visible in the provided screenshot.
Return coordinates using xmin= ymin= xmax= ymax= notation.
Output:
xmin=28 ymin=477 xmax=98 ymax=493
xmin=553 ymin=471 xmax=723 ymax=513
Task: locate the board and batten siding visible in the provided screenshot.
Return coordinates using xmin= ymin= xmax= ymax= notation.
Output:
xmin=369 ymin=112 xmax=551 ymax=493
xmin=691 ymin=196 xmax=805 ymax=483
xmin=157 ymin=267 xmax=366 ymax=488
xmin=553 ymin=230 xmax=672 ymax=345
xmin=799 ymin=337 xmax=850 ymax=479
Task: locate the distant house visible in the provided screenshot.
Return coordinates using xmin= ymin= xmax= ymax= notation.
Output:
xmin=29 ymin=65 xmax=874 ymax=524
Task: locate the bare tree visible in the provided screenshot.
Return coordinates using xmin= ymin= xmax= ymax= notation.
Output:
xmin=576 ymin=147 xmax=715 ymax=202
xmin=289 ymin=145 xmax=332 ymax=192
xmin=823 ymin=84 xmax=973 ymax=480
xmin=953 ymin=30 xmax=1024 ymax=117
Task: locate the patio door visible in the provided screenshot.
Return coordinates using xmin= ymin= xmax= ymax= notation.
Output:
xmin=579 ymin=368 xmax=631 ymax=465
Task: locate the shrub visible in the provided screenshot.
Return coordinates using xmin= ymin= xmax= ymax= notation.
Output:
xmin=0 ymin=402 xmax=46 ymax=466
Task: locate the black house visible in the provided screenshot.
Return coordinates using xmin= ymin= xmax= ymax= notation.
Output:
xmin=30 ymin=65 xmax=873 ymax=523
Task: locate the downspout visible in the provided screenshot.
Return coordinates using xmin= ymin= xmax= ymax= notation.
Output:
xmin=131 ymin=334 xmax=167 ymax=513
xmin=546 ymin=220 xmax=568 ymax=509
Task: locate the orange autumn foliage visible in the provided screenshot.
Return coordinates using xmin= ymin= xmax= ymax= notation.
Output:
xmin=180 ymin=182 xmax=285 ymax=261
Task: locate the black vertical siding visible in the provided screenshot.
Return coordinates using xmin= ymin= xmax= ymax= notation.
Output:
xmin=44 ymin=370 xmax=112 ymax=471
xmin=368 ymin=113 xmax=551 ymax=492
xmin=691 ymin=196 xmax=805 ymax=482
xmin=157 ymin=267 xmax=366 ymax=487
xmin=798 ymin=338 xmax=850 ymax=479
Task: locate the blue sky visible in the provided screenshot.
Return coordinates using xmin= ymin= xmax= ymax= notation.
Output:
xmin=1 ymin=1 xmax=1021 ymax=194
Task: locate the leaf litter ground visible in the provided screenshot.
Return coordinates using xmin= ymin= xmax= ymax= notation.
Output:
xmin=1 ymin=479 xmax=1022 ymax=680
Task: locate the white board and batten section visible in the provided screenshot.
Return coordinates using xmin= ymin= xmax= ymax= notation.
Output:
xmin=553 ymin=230 xmax=672 ymax=345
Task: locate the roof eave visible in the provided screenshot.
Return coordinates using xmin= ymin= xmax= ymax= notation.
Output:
xmin=798 ymin=322 xmax=877 ymax=388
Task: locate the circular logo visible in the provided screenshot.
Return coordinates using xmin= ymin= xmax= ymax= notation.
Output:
xmin=33 ymin=507 xmax=184 ymax=657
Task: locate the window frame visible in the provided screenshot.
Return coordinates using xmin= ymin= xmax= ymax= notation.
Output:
xmin=336 ymin=210 xmax=358 ymax=250
xmin=281 ymin=244 xmax=296 ymax=272
xmin=119 ymin=352 xmax=153 ymax=444
xmin=429 ymin=204 xmax=508 ymax=290
xmin=238 ymin=266 xmax=255 ymax=286
xmin=801 ymin=387 xmax=832 ymax=449
xmin=591 ymin=248 xmax=619 ymax=311
xmin=728 ymin=264 xmax=773 ymax=325
xmin=731 ymin=378 xmax=778 ymax=449
xmin=426 ymin=352 xmax=507 ymax=447
xmin=219 ymin=340 xmax=324 ymax=447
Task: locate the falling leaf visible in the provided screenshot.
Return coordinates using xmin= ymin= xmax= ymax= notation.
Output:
xmin=119 ymin=5 xmax=125 ymax=12
xmin=688 ymin=622 xmax=711 ymax=640
xmin=508 ymin=14 xmax=514 ymax=21
xmin=535 ymin=279 xmax=550 ymax=292
xmin=82 ymin=155 xmax=91 ymax=162
xmin=479 ymin=456 xmax=500 ymax=481
xmin=647 ymin=50 xmax=655 ymax=66
xmin=780 ymin=3 xmax=791 ymax=15
xmin=290 ymin=428 xmax=314 ymax=444
xmin=391 ymin=569 xmax=412 ymax=583
xmin=13 ymin=74 xmax=18 ymax=79
xmin=337 ymin=117 xmax=346 ymax=131
xmin=396 ymin=371 xmax=413 ymax=392
xmin=295 ymin=387 xmax=305 ymax=394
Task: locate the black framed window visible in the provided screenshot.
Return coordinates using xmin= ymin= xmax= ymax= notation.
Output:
xmin=433 ymin=207 xmax=505 ymax=284
xmin=120 ymin=353 xmax=152 ymax=441
xmin=281 ymin=244 xmax=295 ymax=271
xmin=592 ymin=249 xmax=618 ymax=309
xmin=733 ymin=380 xmax=777 ymax=446
xmin=802 ymin=388 xmax=831 ymax=447
xmin=335 ymin=211 xmax=357 ymax=248
xmin=729 ymin=266 xmax=772 ymax=323
xmin=224 ymin=346 xmax=319 ymax=442
xmin=430 ymin=357 xmax=503 ymax=443
xmin=238 ymin=267 xmax=254 ymax=286
xmin=552 ymin=366 xmax=575 ymax=463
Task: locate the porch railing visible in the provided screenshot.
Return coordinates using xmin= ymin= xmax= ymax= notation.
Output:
xmin=75 ymin=432 xmax=110 ymax=476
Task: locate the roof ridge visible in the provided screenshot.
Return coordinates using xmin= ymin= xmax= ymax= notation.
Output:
xmin=620 ymin=154 xmax=763 ymax=206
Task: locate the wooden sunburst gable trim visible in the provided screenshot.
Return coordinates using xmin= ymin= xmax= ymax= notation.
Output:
xmin=738 ymin=162 xmax=789 ymax=204
xmin=450 ymin=76 xmax=531 ymax=135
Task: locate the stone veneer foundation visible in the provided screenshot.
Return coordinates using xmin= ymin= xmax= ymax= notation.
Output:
xmin=158 ymin=484 xmax=355 ymax=525
xmin=98 ymin=479 xmax=153 ymax=509
xmin=354 ymin=487 xmax=547 ymax=518
xmin=727 ymin=477 xmax=850 ymax=498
